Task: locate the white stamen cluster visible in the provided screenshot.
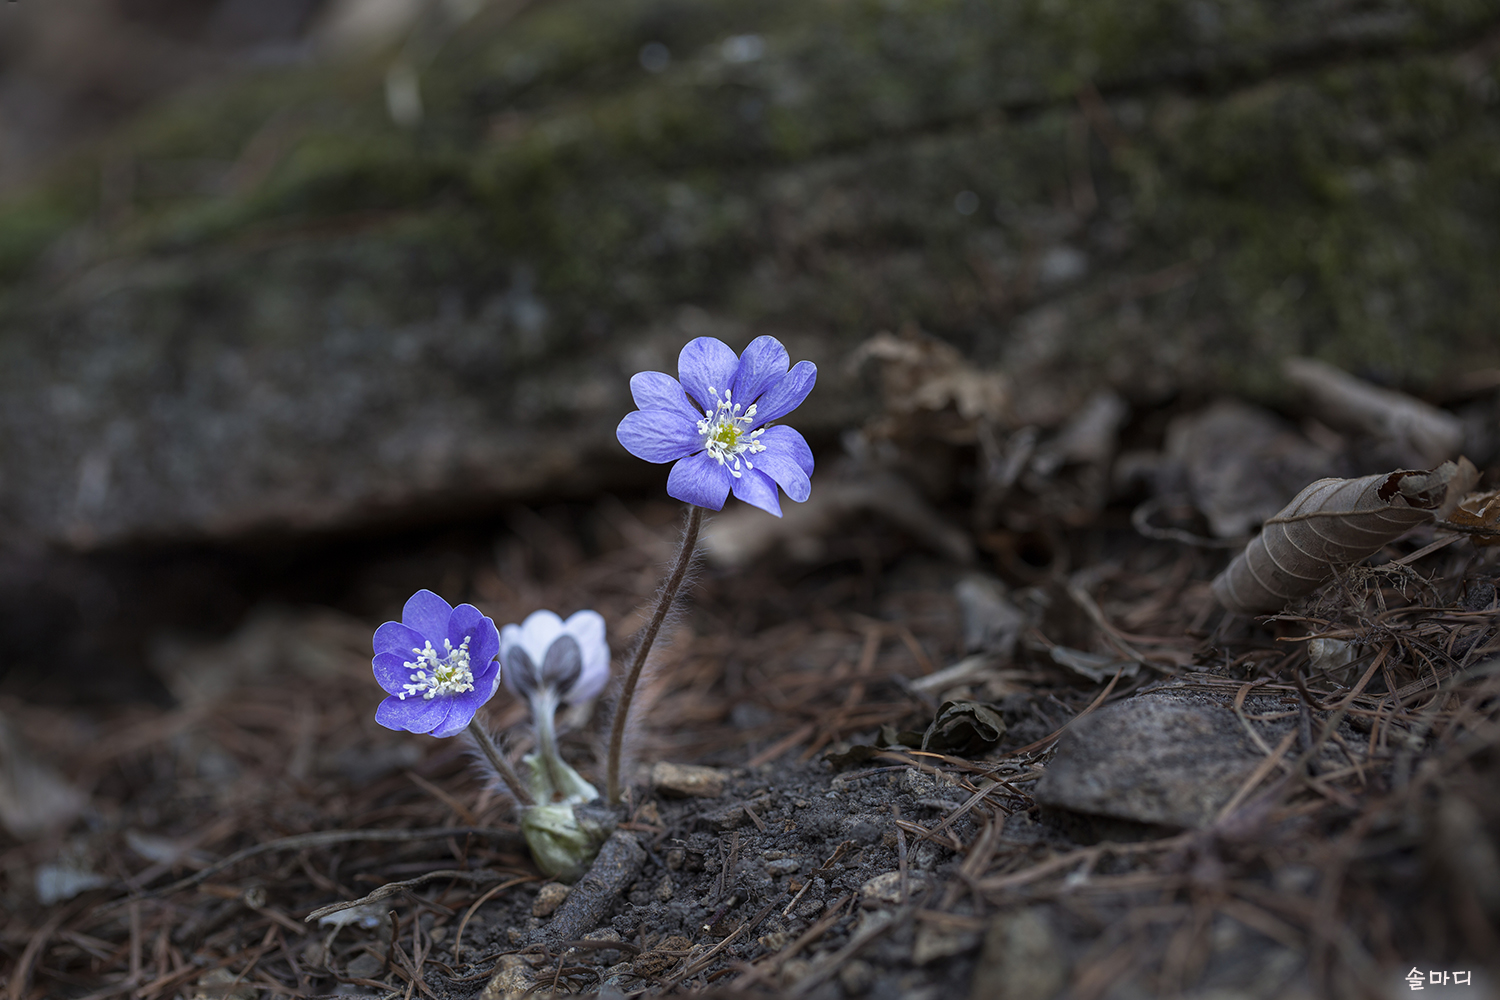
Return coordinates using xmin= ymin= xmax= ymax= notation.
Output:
xmin=399 ymin=636 xmax=475 ymax=700
xmin=697 ymin=386 xmax=766 ymax=478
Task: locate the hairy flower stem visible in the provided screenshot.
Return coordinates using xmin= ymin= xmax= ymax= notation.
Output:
xmin=606 ymin=502 xmax=704 ymax=804
xmin=466 ymin=719 xmax=533 ymax=807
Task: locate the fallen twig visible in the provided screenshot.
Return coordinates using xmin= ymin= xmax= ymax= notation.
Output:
xmin=305 ymin=870 xmax=521 ymax=923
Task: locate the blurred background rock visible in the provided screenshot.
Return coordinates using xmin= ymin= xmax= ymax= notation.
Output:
xmin=2 ymin=0 xmax=1499 ymax=700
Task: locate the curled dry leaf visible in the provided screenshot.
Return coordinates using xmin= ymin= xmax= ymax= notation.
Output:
xmin=1443 ymin=488 xmax=1500 ymax=546
xmin=919 ymin=700 xmax=1007 ymax=755
xmin=1211 ymin=458 xmax=1479 ymax=614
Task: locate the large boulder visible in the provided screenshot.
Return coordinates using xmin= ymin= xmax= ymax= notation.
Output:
xmin=2 ymin=0 xmax=1499 ymax=549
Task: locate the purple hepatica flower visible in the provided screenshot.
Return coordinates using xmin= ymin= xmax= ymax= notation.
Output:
xmin=500 ymin=610 xmax=610 ymax=706
xmin=372 ymin=590 xmax=501 ymax=738
xmin=616 ymin=335 xmax=816 ymax=517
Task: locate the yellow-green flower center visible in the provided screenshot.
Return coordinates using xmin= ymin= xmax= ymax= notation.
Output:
xmin=697 ymin=386 xmax=767 ymax=478
xmin=399 ymin=637 xmax=476 ymax=700
xmin=712 ymin=423 xmax=742 ymax=450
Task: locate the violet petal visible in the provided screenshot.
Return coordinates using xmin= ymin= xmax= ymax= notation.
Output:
xmin=376 ymin=693 xmax=449 ymax=734
xmin=730 ymin=335 xmax=790 ymax=406
xmin=752 ymin=438 xmax=812 ymax=503
xmin=630 ymin=371 xmax=702 ymax=423
xmin=448 ymin=603 xmax=499 ymax=666
xmin=373 ymin=651 xmax=414 ymax=694
xmin=666 ymin=452 xmax=732 ymax=509
xmin=430 ymin=695 xmax=484 ymax=738
xmin=676 ymin=337 xmax=740 ymax=412
xmin=750 ymin=360 xmax=817 ymax=427
xmin=731 ymin=468 xmax=783 ymax=517
xmin=617 ymin=409 xmax=702 ymax=463
xmin=374 ymin=621 xmax=426 ymax=657
xmin=401 ymin=589 xmax=453 ymax=644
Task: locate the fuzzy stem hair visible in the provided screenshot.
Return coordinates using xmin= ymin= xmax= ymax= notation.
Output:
xmin=465 ymin=719 xmax=533 ymax=807
xmin=606 ymin=502 xmax=704 ymax=804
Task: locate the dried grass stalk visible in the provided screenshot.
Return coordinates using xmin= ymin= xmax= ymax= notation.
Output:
xmin=1212 ymin=458 xmax=1479 ymax=614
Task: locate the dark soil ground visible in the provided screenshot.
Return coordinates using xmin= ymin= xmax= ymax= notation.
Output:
xmin=3 ymin=479 xmax=1499 ymax=999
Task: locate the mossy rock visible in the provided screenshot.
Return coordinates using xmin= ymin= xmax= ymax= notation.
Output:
xmin=2 ymin=0 xmax=1498 ymax=546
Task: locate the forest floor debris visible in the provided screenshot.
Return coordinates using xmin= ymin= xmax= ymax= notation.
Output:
xmin=3 ymin=365 xmax=1500 ymax=998
xmin=1 ymin=494 xmax=1495 ymax=999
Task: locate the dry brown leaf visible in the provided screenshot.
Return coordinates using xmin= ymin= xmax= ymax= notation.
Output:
xmin=701 ymin=469 xmax=974 ymax=568
xmin=1161 ymin=400 xmax=1339 ymax=539
xmin=850 ymin=327 xmax=1009 ymax=424
xmin=1444 ymin=488 xmax=1500 ymax=546
xmin=1211 ymin=458 xmax=1479 ymax=614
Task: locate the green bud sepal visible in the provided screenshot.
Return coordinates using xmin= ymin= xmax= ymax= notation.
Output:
xmin=518 ymin=753 xmax=617 ymax=882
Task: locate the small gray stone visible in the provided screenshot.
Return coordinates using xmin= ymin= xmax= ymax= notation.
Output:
xmin=480 ymin=956 xmax=537 ymax=1000
xmin=766 ymin=857 xmax=801 ymax=877
xmin=913 ymin=920 xmax=981 ymax=965
xmin=839 ymin=959 xmax=875 ymax=994
xmin=650 ymin=761 xmax=727 ymax=798
xmin=860 ymin=870 xmax=927 ymax=905
xmin=1034 ymin=691 xmax=1292 ymax=829
xmin=600 ymin=961 xmax=637 ymax=992
xmin=344 ymin=952 xmax=384 ymax=980
xmin=795 ymin=896 xmax=825 ymax=919
xmin=969 ymin=909 xmax=1066 ymax=1000
xmin=531 ymin=881 xmax=570 ymax=918
xmin=578 ymin=928 xmax=625 ymax=965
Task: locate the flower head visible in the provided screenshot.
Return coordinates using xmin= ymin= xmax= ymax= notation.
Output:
xmin=372 ymin=590 xmax=501 ymax=738
xmin=616 ymin=335 xmax=816 ymax=516
xmin=500 ymin=609 xmax=610 ymax=706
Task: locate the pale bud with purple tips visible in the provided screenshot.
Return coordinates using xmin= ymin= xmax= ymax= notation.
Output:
xmin=500 ymin=609 xmax=611 ymax=707
xmin=500 ymin=609 xmax=615 ymax=880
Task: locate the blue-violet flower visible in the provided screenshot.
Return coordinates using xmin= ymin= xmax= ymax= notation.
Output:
xmin=616 ymin=335 xmax=816 ymax=516
xmin=372 ymin=589 xmax=501 ymax=738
